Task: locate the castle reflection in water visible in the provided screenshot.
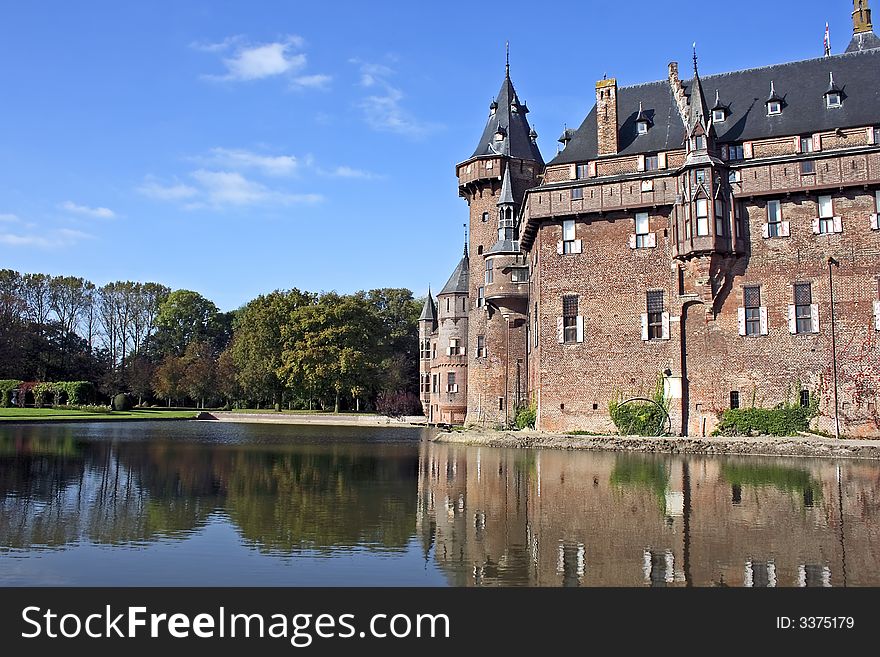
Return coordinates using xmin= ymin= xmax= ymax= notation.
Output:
xmin=417 ymin=443 xmax=880 ymax=587
xmin=1 ymin=424 xmax=879 ymax=586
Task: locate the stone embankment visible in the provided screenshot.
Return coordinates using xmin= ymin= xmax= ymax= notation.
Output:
xmin=199 ymin=412 xmax=425 ymax=427
xmin=433 ymin=430 xmax=880 ymax=460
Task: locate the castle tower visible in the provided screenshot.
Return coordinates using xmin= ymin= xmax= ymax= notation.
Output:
xmin=418 ymin=288 xmax=437 ymax=419
xmin=432 ymin=245 xmax=470 ymax=424
xmin=455 ymin=54 xmax=543 ymax=426
xmin=847 ymin=0 xmax=880 ymax=50
xmin=854 ymin=0 xmax=873 ymax=33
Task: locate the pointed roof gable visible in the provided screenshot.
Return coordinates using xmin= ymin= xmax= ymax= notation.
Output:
xmin=439 ymin=250 xmax=470 ymax=296
xmin=470 ymin=71 xmax=544 ymax=164
xmin=418 ymin=289 xmax=437 ymax=322
xmin=687 ymin=59 xmax=712 ymax=135
xmin=497 ymin=167 xmax=515 ymax=206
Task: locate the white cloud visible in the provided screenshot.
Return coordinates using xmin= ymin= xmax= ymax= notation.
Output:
xmin=137 ymin=178 xmax=199 ymax=201
xmin=350 ymin=59 xmax=440 ymax=138
xmin=189 ymin=35 xmax=247 ymax=53
xmin=0 ymin=213 xmax=20 ymax=223
xmin=0 ymin=227 xmax=92 ymax=248
xmin=197 ymin=35 xmax=322 ymax=83
xmin=322 ymin=166 xmax=380 ymax=180
xmin=196 ymin=148 xmax=299 ymax=177
xmin=60 ymin=201 xmax=116 ymax=219
xmin=291 ymin=74 xmax=332 ymax=90
xmin=189 ymin=169 xmax=322 ymax=208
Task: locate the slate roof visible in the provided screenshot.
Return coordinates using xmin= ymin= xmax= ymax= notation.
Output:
xmin=439 ymin=248 xmax=470 ymax=296
xmin=551 ymin=47 xmax=880 ymax=165
xmin=486 ymin=239 xmax=520 ymax=255
xmin=846 ymin=30 xmax=880 ymax=52
xmin=419 ymin=290 xmax=437 ymax=322
xmin=470 ymin=72 xmax=544 ymax=164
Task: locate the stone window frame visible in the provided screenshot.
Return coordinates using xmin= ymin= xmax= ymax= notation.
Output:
xmin=476 ymin=334 xmax=487 ymax=358
xmin=641 ymin=290 xmax=670 ymax=341
xmin=763 ymin=199 xmax=790 ymax=239
xmin=788 ymin=282 xmax=819 ymax=335
xmin=738 ymin=285 xmax=768 ymax=337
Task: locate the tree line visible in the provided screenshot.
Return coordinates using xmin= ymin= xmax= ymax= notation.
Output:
xmin=0 ymin=269 xmax=422 ymax=413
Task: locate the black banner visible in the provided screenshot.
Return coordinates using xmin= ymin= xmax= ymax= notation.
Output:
xmin=0 ymin=587 xmax=873 ymax=655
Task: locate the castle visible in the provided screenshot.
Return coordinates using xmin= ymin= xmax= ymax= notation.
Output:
xmin=419 ymin=1 xmax=880 ymax=437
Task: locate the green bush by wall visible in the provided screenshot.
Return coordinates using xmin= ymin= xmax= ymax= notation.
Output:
xmin=714 ymin=400 xmax=818 ymax=437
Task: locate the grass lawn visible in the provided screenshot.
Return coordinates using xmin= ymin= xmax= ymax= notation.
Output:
xmin=0 ymin=408 xmax=199 ymax=422
xmin=227 ymin=408 xmax=366 ymax=416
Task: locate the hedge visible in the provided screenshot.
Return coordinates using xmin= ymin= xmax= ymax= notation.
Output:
xmin=0 ymin=380 xmax=96 ymax=407
xmin=713 ymin=401 xmax=818 ymax=437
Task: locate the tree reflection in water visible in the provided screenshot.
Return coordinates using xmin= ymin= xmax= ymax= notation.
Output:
xmin=2 ymin=423 xmax=880 ymax=587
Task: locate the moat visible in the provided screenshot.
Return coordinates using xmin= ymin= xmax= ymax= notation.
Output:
xmin=1 ymin=421 xmax=878 ymax=587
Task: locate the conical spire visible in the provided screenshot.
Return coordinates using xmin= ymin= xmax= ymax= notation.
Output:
xmin=687 ymin=47 xmax=711 ymax=134
xmin=419 ymin=287 xmax=437 ymax=322
xmin=497 ymin=166 xmax=515 ymax=206
xmin=439 ymin=252 xmax=470 ymax=296
xmin=468 ymin=50 xmax=544 ymax=164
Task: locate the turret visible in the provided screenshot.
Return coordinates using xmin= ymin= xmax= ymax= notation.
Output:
xmin=455 ymin=49 xmax=541 ymax=427
xmin=847 ymin=1 xmax=880 ymax=51
xmin=674 ymin=50 xmax=738 ymax=309
xmin=418 ymin=288 xmax=437 ymax=415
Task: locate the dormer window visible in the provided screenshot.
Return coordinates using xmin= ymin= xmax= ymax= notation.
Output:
xmin=693 ymin=135 xmax=706 ymax=150
xmin=712 ymin=90 xmax=728 ymax=123
xmin=635 ymin=101 xmax=652 ymax=136
xmin=766 ymin=81 xmax=783 ymax=116
xmin=494 ymin=127 xmax=506 ymax=142
xmin=489 ymin=101 xmax=498 ymax=116
xmin=824 ymin=72 xmax=842 ymax=109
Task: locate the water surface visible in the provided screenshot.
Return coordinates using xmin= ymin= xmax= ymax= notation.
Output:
xmin=0 ymin=421 xmax=877 ymax=587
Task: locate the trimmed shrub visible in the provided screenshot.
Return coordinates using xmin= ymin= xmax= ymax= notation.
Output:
xmin=0 ymin=380 xmax=22 ymax=407
xmin=609 ymin=376 xmax=669 ymax=436
xmin=515 ymin=402 xmax=537 ymax=430
xmin=54 ymin=381 xmax=96 ymax=405
xmin=713 ymin=402 xmax=818 ymax=437
xmin=111 ymin=393 xmax=133 ymax=412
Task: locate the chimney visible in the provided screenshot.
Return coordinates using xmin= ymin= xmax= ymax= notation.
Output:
xmin=595 ymin=78 xmax=618 ymax=156
xmin=667 ymin=62 xmax=689 ymax=124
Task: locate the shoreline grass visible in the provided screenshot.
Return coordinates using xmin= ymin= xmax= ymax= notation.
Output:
xmin=0 ymin=408 xmax=198 ymax=422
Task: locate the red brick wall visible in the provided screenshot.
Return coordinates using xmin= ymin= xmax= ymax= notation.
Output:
xmin=527 ymin=188 xmax=880 ymax=436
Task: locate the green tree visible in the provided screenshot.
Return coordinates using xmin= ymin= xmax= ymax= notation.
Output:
xmin=281 ymin=292 xmax=383 ymax=413
xmin=215 ymin=348 xmax=240 ymax=407
xmin=231 ymin=289 xmax=314 ymax=410
xmin=182 ymin=341 xmax=216 ymax=409
xmin=152 ymin=290 xmax=221 ymax=357
xmin=366 ymin=288 xmax=421 ymax=395
xmin=152 ymin=355 xmax=187 ymax=407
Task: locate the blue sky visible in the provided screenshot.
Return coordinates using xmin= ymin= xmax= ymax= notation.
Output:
xmin=0 ymin=0 xmax=860 ymax=310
